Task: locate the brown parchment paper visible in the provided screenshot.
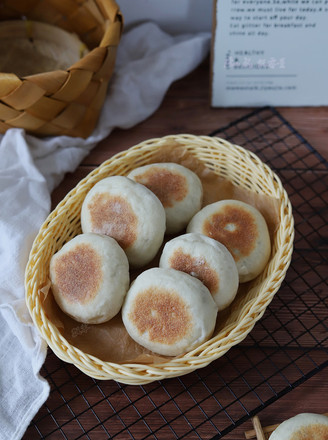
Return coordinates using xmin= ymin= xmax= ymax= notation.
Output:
xmin=42 ymin=142 xmax=281 ymax=364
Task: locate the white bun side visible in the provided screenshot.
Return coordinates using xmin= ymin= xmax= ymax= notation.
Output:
xmin=159 ymin=233 xmax=239 ymax=311
xmin=187 ymin=200 xmax=271 ymax=283
xmin=270 ymin=413 xmax=328 ymax=440
xmin=128 ymin=163 xmax=203 ymax=234
xmin=50 ymin=233 xmax=130 ymax=324
xmin=122 ymin=268 xmax=218 ymax=356
xmin=81 ymin=176 xmax=166 ymax=267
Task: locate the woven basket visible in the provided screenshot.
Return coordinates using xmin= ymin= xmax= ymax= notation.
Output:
xmin=0 ymin=0 xmax=123 ymax=138
xmin=25 ymin=134 xmax=294 ymax=384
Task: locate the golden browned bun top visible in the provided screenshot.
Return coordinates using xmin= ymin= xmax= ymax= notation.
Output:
xmin=52 ymin=243 xmax=102 ymax=304
xmin=203 ymin=204 xmax=258 ymax=261
xmin=87 ymin=193 xmax=137 ymax=250
xmin=290 ymin=423 xmax=328 ymax=440
xmin=132 ymin=166 xmax=188 ymax=208
xmin=168 ymin=247 xmax=219 ymax=295
xmin=128 ymin=287 xmax=192 ymax=345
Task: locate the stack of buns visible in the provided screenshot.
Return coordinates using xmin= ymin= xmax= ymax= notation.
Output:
xmin=50 ymin=162 xmax=271 ymax=357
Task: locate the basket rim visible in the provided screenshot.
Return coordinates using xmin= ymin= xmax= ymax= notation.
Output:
xmin=0 ymin=0 xmax=123 ymax=138
xmin=25 ymin=134 xmax=294 ymax=384
xmin=0 ymin=0 xmax=123 ymax=78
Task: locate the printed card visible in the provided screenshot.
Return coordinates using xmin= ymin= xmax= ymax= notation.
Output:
xmin=211 ymin=0 xmax=328 ymax=106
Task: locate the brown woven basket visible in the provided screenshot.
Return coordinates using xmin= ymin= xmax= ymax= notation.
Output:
xmin=25 ymin=135 xmax=294 ymax=384
xmin=0 ymin=0 xmax=123 ymax=138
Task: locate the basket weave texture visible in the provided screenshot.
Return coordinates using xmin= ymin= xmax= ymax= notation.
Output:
xmin=0 ymin=0 xmax=122 ymax=138
xmin=25 ymin=135 xmax=294 ymax=384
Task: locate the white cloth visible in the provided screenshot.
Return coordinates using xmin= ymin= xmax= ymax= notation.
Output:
xmin=0 ymin=22 xmax=211 ymax=440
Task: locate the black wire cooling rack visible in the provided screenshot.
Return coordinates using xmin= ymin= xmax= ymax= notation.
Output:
xmin=24 ymin=106 xmax=328 ymax=440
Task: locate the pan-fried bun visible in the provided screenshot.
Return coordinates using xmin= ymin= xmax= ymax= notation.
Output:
xmin=270 ymin=413 xmax=328 ymax=440
xmin=159 ymin=233 xmax=239 ymax=311
xmin=49 ymin=233 xmax=129 ymax=324
xmin=81 ymin=176 xmax=166 ymax=267
xmin=122 ymin=268 xmax=218 ymax=356
xmin=127 ymin=163 xmax=203 ymax=234
xmin=187 ymin=200 xmax=271 ymax=283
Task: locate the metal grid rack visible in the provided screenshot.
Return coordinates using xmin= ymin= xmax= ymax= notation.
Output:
xmin=24 ymin=107 xmax=328 ymax=439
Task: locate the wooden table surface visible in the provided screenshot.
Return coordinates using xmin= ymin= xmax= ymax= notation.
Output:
xmin=51 ymin=58 xmax=328 ymax=205
xmin=47 ymin=58 xmax=328 ymax=439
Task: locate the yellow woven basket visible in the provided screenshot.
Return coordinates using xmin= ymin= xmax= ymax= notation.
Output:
xmin=25 ymin=134 xmax=294 ymax=385
xmin=0 ymin=0 xmax=123 ymax=138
